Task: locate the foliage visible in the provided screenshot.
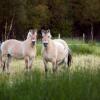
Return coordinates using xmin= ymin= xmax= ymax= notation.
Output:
xmin=0 ymin=0 xmax=100 ymax=40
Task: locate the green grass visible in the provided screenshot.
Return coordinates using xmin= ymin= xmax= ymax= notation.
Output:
xmin=0 ymin=68 xmax=100 ymax=100
xmin=36 ymin=39 xmax=100 ymax=56
xmin=0 ymin=39 xmax=100 ymax=100
xmin=36 ymin=42 xmax=42 ymax=57
xmin=69 ymin=44 xmax=100 ymax=55
xmin=70 ymin=44 xmax=92 ymax=54
xmin=65 ymin=38 xmax=84 ymax=44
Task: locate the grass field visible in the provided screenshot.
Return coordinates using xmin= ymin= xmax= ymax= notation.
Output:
xmin=0 ymin=39 xmax=100 ymax=100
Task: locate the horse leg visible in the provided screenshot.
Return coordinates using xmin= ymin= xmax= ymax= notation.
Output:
xmin=52 ymin=60 xmax=57 ymax=73
xmin=29 ymin=58 xmax=33 ymax=70
xmin=2 ymin=61 xmax=6 ymax=71
xmin=43 ymin=59 xmax=48 ymax=73
xmin=25 ymin=57 xmax=29 ymax=71
xmin=2 ymin=55 xmax=7 ymax=72
xmin=6 ymin=54 xmax=12 ymax=74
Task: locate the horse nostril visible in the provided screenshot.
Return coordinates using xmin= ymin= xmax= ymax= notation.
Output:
xmin=32 ymin=40 xmax=36 ymax=45
xmin=43 ymin=43 xmax=48 ymax=47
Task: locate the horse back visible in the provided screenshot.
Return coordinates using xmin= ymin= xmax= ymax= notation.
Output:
xmin=54 ymin=39 xmax=68 ymax=49
xmin=1 ymin=39 xmax=23 ymax=58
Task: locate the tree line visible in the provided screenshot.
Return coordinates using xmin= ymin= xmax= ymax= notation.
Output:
xmin=0 ymin=0 xmax=100 ymax=41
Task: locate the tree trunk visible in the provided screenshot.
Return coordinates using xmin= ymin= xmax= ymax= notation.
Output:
xmin=83 ymin=33 xmax=85 ymax=43
xmin=7 ymin=16 xmax=14 ymax=39
xmin=9 ymin=16 xmax=14 ymax=32
xmin=4 ymin=20 xmax=8 ymax=40
xmin=91 ymin=23 xmax=94 ymax=41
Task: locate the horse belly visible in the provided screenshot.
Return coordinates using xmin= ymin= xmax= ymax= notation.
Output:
xmin=56 ymin=45 xmax=68 ymax=62
xmin=13 ymin=53 xmax=24 ymax=59
xmin=8 ymin=46 xmax=24 ymax=59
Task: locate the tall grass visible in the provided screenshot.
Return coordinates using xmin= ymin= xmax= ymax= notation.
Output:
xmin=0 ymin=39 xmax=99 ymax=100
xmin=36 ymin=42 xmax=42 ymax=57
xmin=0 ymin=68 xmax=100 ymax=100
xmin=70 ymin=44 xmax=92 ymax=54
xmin=36 ymin=40 xmax=100 ymax=56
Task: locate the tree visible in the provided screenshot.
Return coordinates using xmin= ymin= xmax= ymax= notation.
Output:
xmin=0 ymin=0 xmax=28 ymax=40
xmin=69 ymin=0 xmax=100 ymax=40
xmin=47 ymin=0 xmax=71 ymax=36
xmin=82 ymin=0 xmax=100 ymax=41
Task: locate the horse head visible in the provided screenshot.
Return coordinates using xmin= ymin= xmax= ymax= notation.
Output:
xmin=27 ymin=29 xmax=37 ymax=45
xmin=41 ymin=29 xmax=52 ymax=47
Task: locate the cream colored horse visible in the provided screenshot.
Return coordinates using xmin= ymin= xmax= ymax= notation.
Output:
xmin=41 ymin=29 xmax=72 ymax=73
xmin=1 ymin=29 xmax=37 ymax=73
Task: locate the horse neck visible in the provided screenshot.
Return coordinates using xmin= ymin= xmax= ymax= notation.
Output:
xmin=24 ymin=38 xmax=31 ymax=43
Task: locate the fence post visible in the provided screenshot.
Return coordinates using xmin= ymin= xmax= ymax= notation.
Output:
xmin=58 ymin=34 xmax=60 ymax=39
xmin=83 ymin=33 xmax=85 ymax=43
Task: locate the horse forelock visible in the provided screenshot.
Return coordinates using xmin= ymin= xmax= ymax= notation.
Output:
xmin=41 ymin=29 xmax=51 ymax=35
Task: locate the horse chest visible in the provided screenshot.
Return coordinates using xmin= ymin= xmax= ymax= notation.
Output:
xmin=29 ymin=50 xmax=35 ymax=58
xmin=44 ymin=52 xmax=54 ymax=61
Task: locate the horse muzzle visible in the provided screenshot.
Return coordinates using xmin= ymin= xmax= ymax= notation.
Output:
xmin=32 ymin=40 xmax=36 ymax=45
xmin=43 ymin=43 xmax=48 ymax=47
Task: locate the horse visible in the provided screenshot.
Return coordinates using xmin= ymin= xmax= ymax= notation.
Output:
xmin=41 ymin=29 xmax=72 ymax=73
xmin=0 ymin=29 xmax=37 ymax=73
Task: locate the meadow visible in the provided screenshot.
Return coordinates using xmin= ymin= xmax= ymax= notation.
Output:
xmin=0 ymin=39 xmax=100 ymax=100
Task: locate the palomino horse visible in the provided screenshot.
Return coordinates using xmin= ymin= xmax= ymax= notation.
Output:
xmin=0 ymin=29 xmax=37 ymax=73
xmin=41 ymin=29 xmax=72 ymax=73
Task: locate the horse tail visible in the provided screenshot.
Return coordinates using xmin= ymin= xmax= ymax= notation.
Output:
xmin=68 ymin=49 xmax=72 ymax=67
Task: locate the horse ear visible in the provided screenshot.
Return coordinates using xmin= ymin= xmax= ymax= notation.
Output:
xmin=27 ymin=31 xmax=32 ymax=38
xmin=49 ymin=34 xmax=52 ymax=38
xmin=41 ymin=29 xmax=45 ymax=36
xmin=48 ymin=32 xmax=52 ymax=38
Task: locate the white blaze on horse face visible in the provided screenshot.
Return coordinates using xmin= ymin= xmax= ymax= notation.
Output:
xmin=27 ymin=30 xmax=37 ymax=43
xmin=42 ymin=34 xmax=49 ymax=44
xmin=32 ymin=32 xmax=37 ymax=42
xmin=31 ymin=30 xmax=37 ymax=45
xmin=41 ymin=29 xmax=52 ymax=44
